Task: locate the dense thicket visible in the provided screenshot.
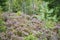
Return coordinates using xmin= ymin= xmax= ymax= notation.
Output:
xmin=0 ymin=0 xmax=7 ymax=11
xmin=0 ymin=0 xmax=60 ymax=40
xmin=44 ymin=0 xmax=60 ymax=21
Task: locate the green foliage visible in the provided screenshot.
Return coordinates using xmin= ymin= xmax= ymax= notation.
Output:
xmin=35 ymin=1 xmax=54 ymax=21
xmin=10 ymin=0 xmax=22 ymax=12
xmin=0 ymin=13 xmax=6 ymax=32
xmin=45 ymin=20 xmax=55 ymax=29
xmin=16 ymin=11 xmax=22 ymax=16
xmin=0 ymin=0 xmax=7 ymax=6
xmin=54 ymin=7 xmax=60 ymax=21
xmin=0 ymin=26 xmax=6 ymax=32
xmin=6 ymin=0 xmax=22 ymax=12
xmin=24 ymin=34 xmax=38 ymax=40
xmin=35 ymin=1 xmax=58 ymax=22
xmin=44 ymin=0 xmax=60 ymax=21
xmin=0 ymin=0 xmax=7 ymax=11
xmin=0 ymin=6 xmax=2 ymax=13
xmin=43 ymin=38 xmax=47 ymax=40
xmin=0 ymin=19 xmax=6 ymax=32
xmin=0 ymin=0 xmax=60 ymax=21
xmin=0 ymin=19 xmax=5 ymax=25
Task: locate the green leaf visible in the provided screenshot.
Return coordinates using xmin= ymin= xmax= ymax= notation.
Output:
xmin=48 ymin=9 xmax=54 ymax=13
